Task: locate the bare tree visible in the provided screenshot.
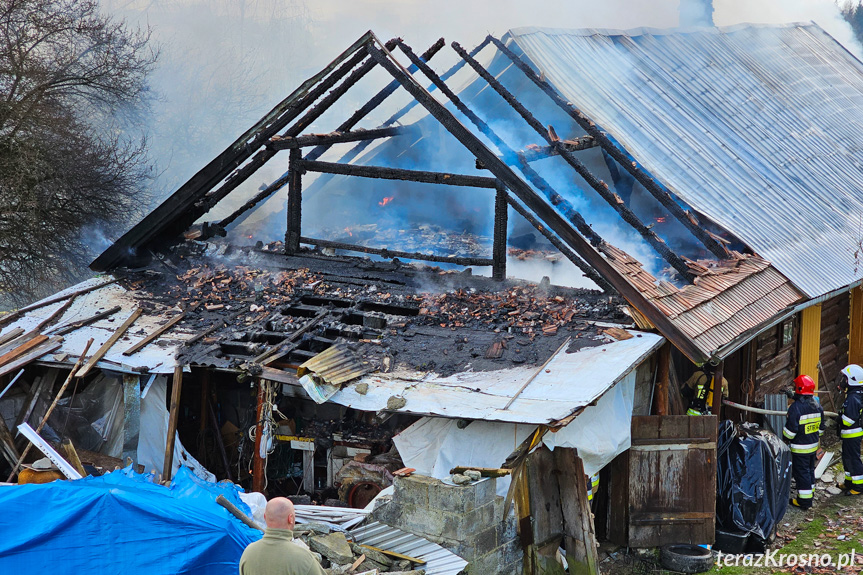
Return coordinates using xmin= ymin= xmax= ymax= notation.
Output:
xmin=0 ymin=0 xmax=157 ymax=306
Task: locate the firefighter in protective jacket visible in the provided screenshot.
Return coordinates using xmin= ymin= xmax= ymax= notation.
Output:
xmin=783 ymin=374 xmax=823 ymax=509
xmin=838 ymin=364 xmax=863 ymax=495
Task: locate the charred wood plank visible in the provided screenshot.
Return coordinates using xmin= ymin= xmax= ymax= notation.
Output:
xmin=322 ymin=37 xmax=492 ymax=167
xmin=365 ymin=41 xmax=707 ymax=363
xmin=493 ymin=184 xmax=508 ymax=281
xmin=0 ymin=340 xmax=63 ymax=378
xmin=393 ymin=40 xmax=605 ymax=249
xmin=268 ymin=125 xmax=412 ymax=150
xmin=485 ymin=35 xmax=727 ymax=260
xmin=50 ymin=306 xmax=122 ymax=336
xmin=0 ymin=279 xmax=117 ymax=330
xmin=504 ymin=195 xmax=615 ymax=293
xmin=122 ymin=312 xmax=187 ymax=356
xmin=300 ymin=159 xmax=499 ymax=188
xmin=286 ymin=149 xmax=303 ymax=255
xmin=301 ymin=236 xmax=495 ymax=267
xmin=76 ymin=308 xmax=144 ymax=378
xmin=163 ymin=366 xmax=183 ymax=482
xmin=453 ymin=41 xmax=694 ymax=281
xmin=477 ymin=138 xmax=599 ymax=169
xmin=183 ymin=309 xmax=246 ymax=347
xmin=92 ymin=32 xmax=378 ymax=271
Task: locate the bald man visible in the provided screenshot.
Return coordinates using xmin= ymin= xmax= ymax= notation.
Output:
xmin=239 ymin=497 xmax=326 ymax=575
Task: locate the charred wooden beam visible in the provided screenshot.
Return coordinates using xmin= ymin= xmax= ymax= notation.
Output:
xmin=50 ymin=306 xmax=122 ymax=336
xmin=286 ymin=149 xmax=303 ymax=255
xmin=365 ymin=40 xmax=708 ymax=363
xmin=268 ymin=125 xmax=412 ymax=150
xmin=486 ymin=35 xmax=728 ymax=260
xmin=299 ymin=159 xmax=499 ymax=188
xmin=476 ymin=138 xmax=599 ymax=169
xmin=92 ymin=32 xmax=379 ymax=271
xmin=325 ymin=37 xmax=493 ymax=167
xmin=493 ymin=183 xmax=508 ymax=281
xmin=392 ymin=40 xmax=605 ymax=249
xmin=300 ymin=236 xmax=494 ymax=267
xmin=198 ymin=41 xmax=397 ymax=215
xmin=504 ymin=195 xmax=615 ymax=293
xmin=305 ymin=38 xmax=447 ymax=163
xmin=453 ymin=41 xmax=695 ymax=281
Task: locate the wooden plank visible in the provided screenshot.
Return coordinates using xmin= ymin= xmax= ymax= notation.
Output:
xmin=51 ymin=306 xmax=122 ymax=336
xmin=527 ymin=446 xmax=563 ymax=545
xmin=60 ymin=439 xmax=87 ymax=477
xmin=122 ymin=312 xmax=186 ymax=356
xmin=0 ymin=279 xmax=117 ymax=329
xmin=357 ymin=545 xmax=425 ymax=565
xmin=654 ymin=343 xmax=670 ymax=415
xmin=163 ymin=366 xmax=184 ymax=482
xmin=0 ymin=339 xmax=63 ymax=378
xmin=0 ymin=328 xmax=24 ymax=347
xmin=0 ymin=413 xmax=20 ymax=467
xmin=555 ymin=448 xmax=599 ymax=575
xmin=0 ymin=335 xmax=49 ymax=368
xmin=76 ymin=308 xmax=143 ymax=378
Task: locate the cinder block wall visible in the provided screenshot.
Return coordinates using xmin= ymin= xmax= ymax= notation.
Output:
xmin=372 ymin=475 xmax=523 ymax=575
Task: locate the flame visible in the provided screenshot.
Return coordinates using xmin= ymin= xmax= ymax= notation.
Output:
xmin=344 ymin=227 xmax=352 ymax=237
xmin=378 ymin=196 xmax=395 ymax=207
xmin=655 ymin=217 xmax=666 ymax=224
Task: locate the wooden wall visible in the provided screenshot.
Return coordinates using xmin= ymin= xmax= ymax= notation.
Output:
xmin=820 ymin=292 xmax=851 ymax=385
xmin=754 ymin=315 xmax=798 ymax=400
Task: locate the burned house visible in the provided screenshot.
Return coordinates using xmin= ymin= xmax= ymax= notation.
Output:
xmin=2 ymin=18 xmax=863 ymax=575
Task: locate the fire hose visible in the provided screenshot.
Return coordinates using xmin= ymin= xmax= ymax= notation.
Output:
xmin=722 ymin=398 xmax=838 ymax=418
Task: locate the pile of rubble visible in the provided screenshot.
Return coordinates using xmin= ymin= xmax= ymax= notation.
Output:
xmin=293 ymin=526 xmax=425 ymax=574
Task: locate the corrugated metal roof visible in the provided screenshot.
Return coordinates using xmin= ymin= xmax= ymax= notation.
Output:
xmin=350 ymin=521 xmax=468 ymax=575
xmin=507 ymin=23 xmax=863 ymax=298
xmin=314 ymin=330 xmax=664 ymax=424
xmin=298 ymin=343 xmax=370 ymax=385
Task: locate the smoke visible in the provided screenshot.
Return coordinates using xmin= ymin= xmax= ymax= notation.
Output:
xmin=98 ymin=0 xmax=863 ymax=290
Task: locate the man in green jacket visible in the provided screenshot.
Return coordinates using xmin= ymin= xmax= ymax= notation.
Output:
xmin=240 ymin=497 xmax=326 ymax=575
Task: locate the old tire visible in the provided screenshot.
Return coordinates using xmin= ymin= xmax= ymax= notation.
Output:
xmin=660 ymin=544 xmax=714 ymax=573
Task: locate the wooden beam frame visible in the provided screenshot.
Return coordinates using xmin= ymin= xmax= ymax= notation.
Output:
xmin=268 ymin=125 xmax=412 ymax=150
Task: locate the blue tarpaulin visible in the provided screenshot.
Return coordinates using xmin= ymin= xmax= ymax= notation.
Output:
xmin=0 ymin=466 xmax=262 ymax=573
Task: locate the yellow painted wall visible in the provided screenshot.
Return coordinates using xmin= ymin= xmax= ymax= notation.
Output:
xmin=800 ymin=304 xmax=822 ymax=388
xmin=851 ymin=286 xmax=863 ymax=366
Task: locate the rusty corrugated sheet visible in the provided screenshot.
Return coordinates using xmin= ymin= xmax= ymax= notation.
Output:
xmin=297 ymin=343 xmax=370 ymax=385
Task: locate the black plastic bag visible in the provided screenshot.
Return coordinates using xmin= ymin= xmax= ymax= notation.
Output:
xmin=715 ymin=421 xmax=792 ymax=551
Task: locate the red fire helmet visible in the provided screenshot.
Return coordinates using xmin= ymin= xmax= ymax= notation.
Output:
xmin=794 ymin=375 xmax=816 ymax=395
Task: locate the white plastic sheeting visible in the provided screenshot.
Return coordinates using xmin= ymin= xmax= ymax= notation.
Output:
xmin=394 ymin=418 xmax=535 ymax=496
xmin=394 ymin=369 xmax=638 ymax=493
xmin=542 ymin=369 xmax=636 ymax=476
xmin=137 ymin=375 xmax=214 ymax=481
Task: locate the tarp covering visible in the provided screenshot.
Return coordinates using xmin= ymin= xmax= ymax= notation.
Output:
xmin=0 ymin=467 xmax=260 ymax=573
xmin=716 ymin=421 xmax=791 ymax=552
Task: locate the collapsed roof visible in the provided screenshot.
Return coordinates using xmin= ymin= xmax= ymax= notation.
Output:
xmin=83 ymin=23 xmax=863 ymax=364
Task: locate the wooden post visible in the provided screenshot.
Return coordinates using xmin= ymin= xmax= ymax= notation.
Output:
xmin=558 ymin=449 xmax=600 ymax=575
xmin=654 ymin=343 xmax=670 ymax=416
xmin=162 ymin=366 xmax=184 ymax=483
xmin=711 ymin=360 xmax=724 ymax=417
xmin=252 ymin=379 xmax=267 ymax=493
xmin=285 ymin=149 xmax=303 ymax=255
xmin=492 ymin=183 xmax=508 ymax=281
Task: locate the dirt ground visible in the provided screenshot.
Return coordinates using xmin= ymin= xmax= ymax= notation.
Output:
xmin=598 ymin=435 xmax=863 ymax=575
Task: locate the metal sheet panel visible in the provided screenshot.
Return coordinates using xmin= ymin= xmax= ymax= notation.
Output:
xmin=350 ymin=521 xmax=468 ymax=575
xmin=322 ymin=331 xmax=664 ymax=424
xmin=507 ymin=23 xmax=863 ymax=298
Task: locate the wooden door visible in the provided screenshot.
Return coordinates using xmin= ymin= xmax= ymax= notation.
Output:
xmin=609 ymin=415 xmax=717 ymax=548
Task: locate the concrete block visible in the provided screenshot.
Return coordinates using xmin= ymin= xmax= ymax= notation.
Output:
xmin=428 ymin=479 xmax=476 ymax=512
xmin=471 ymin=524 xmax=500 ymax=557
xmin=392 ymin=475 xmax=433 ymax=508
xmin=497 ymin=538 xmax=524 ymax=568
xmin=473 ymin=477 xmax=497 ymax=507
xmin=439 ymin=501 xmax=496 ymax=541
xmin=496 ymin=515 xmax=519 ymax=545
xmin=309 ymin=533 xmax=353 ymax=565
xmin=395 ymin=503 xmax=448 ymax=539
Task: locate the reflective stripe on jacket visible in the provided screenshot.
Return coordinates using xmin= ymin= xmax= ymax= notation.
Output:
xmin=784 ymin=395 xmax=823 ymax=454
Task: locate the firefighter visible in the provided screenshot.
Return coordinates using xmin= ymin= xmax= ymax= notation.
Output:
xmin=783 ymin=374 xmax=823 ymax=509
xmin=682 ymin=369 xmax=729 ymax=416
xmin=586 ymin=472 xmax=600 ymax=508
xmin=837 ymin=364 xmax=863 ymax=495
